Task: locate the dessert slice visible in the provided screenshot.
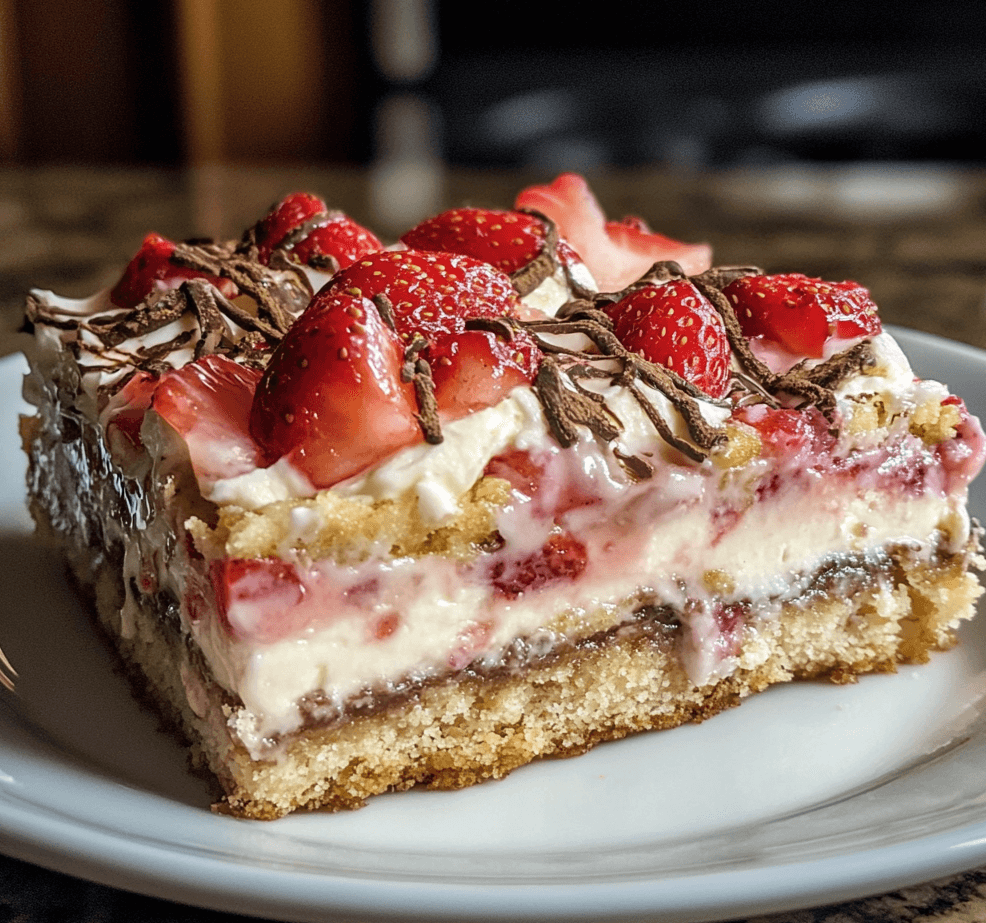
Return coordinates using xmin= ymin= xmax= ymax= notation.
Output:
xmin=21 ymin=177 xmax=985 ymax=819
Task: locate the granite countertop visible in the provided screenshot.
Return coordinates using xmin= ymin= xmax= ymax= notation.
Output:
xmin=1 ymin=164 xmax=985 ymax=923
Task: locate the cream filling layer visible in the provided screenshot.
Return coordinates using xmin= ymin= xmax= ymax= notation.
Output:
xmin=181 ymin=474 xmax=967 ymax=755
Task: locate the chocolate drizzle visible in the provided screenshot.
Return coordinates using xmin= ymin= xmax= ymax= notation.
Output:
xmin=510 ymin=209 xmax=595 ymax=300
xmin=506 ymin=260 xmax=878 ymax=469
xmin=28 ymin=242 xmax=877 ymax=472
xmin=25 ymin=247 xmax=303 ymax=392
xmin=401 ymin=334 xmax=442 ymax=444
xmin=171 ymin=241 xmax=306 ymax=331
xmin=518 ymin=300 xmax=727 ymax=467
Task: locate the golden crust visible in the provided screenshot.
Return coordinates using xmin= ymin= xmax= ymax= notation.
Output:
xmin=190 ymin=476 xmax=510 ymax=563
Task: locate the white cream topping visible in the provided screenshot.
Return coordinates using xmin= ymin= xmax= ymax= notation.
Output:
xmin=519 ymin=260 xmax=596 ymax=317
xmin=336 ymin=388 xmax=547 ymax=522
xmin=207 ymin=456 xmax=315 ymax=508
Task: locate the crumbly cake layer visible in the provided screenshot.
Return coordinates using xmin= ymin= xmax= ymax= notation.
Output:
xmin=33 ymin=469 xmax=980 ymax=819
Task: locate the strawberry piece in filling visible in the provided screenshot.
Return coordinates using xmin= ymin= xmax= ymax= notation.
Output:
xmin=211 ymin=558 xmax=306 ymax=644
xmin=490 ymin=531 xmax=588 ymax=600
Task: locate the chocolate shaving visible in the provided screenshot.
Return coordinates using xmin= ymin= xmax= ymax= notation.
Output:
xmin=690 ymin=269 xmax=836 ymax=418
xmin=371 ymin=293 xmax=397 ymax=332
xmin=24 ymin=294 xmax=88 ymax=331
xmin=92 ymin=294 xmax=186 ymax=348
xmin=401 ymin=334 xmax=442 ymax=444
xmin=510 ymin=209 xmax=560 ymax=297
xmin=171 ymin=242 xmax=295 ymax=335
xmin=136 ymin=328 xmax=197 ymax=362
xmin=29 ymin=267 xmax=295 ymax=394
xmin=182 ymin=280 xmax=229 ymax=358
xmin=267 ymin=249 xmax=318 ymax=307
xmin=613 ymin=446 xmax=654 ymax=480
xmin=204 ymin=284 xmax=282 ymax=341
xmin=275 ymin=210 xmax=341 ymax=253
xmin=464 ymin=315 xmax=519 ymax=340
xmin=799 ymin=340 xmax=877 ymax=390
xmin=518 ymin=310 xmax=727 ymax=463
xmin=534 ymin=357 xmax=616 ymax=447
xmin=308 ymin=253 xmax=340 ymax=274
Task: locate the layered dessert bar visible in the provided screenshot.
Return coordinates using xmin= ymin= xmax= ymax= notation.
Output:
xmin=21 ymin=175 xmax=985 ymax=818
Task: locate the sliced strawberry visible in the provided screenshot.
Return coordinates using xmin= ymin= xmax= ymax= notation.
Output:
xmin=429 ymin=327 xmax=541 ymax=419
xmin=327 ymin=249 xmax=521 ymax=344
xmin=490 ymin=531 xmax=587 ymax=599
xmin=514 ymin=173 xmax=712 ymax=291
xmin=935 ymin=398 xmax=986 ymax=489
xmin=152 ymin=355 xmax=264 ymax=487
xmin=110 ymin=233 xmax=234 ymax=309
xmin=252 ymin=192 xmax=382 ymax=269
xmin=447 ymin=617 xmax=497 ymax=670
xmin=210 ymin=558 xmax=306 ymax=644
xmin=610 ymin=280 xmax=731 ymax=398
xmin=723 ymin=273 xmax=882 ymax=359
xmin=249 ymin=291 xmax=420 ymax=488
xmin=400 ymin=207 xmax=550 ymax=275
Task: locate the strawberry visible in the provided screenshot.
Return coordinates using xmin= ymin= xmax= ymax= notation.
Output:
xmin=252 ymin=192 xmax=382 ymax=269
xmin=734 ymin=404 xmax=834 ymax=465
xmin=514 ymin=173 xmax=712 ymax=291
xmin=401 ymin=207 xmax=559 ymax=275
xmin=152 ymin=355 xmax=265 ymax=487
xmin=210 ymin=558 xmax=306 ymax=644
xmin=249 ymin=290 xmax=420 ymax=488
xmin=490 ymin=531 xmax=587 ymax=599
xmin=723 ymin=273 xmax=882 ymax=358
xmin=110 ymin=233 xmax=234 ymax=309
xmin=292 ymin=216 xmax=383 ymax=270
xmin=610 ymin=281 xmax=731 ymax=398
xmin=429 ymin=327 xmax=541 ymax=419
xmin=484 ymin=448 xmax=603 ymax=518
xmin=253 ymin=192 xmax=324 ymax=261
xmin=326 ymin=249 xmax=521 ymax=343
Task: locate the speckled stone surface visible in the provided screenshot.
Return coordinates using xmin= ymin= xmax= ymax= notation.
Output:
xmin=1 ymin=165 xmax=985 ymax=923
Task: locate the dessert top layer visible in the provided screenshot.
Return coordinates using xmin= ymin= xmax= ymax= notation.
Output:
xmin=23 ymin=172 xmax=985 ymax=537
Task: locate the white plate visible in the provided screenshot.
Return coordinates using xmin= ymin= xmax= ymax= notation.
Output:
xmin=3 ymin=328 xmax=986 ymax=923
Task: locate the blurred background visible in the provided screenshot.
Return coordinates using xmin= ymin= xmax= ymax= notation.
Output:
xmin=2 ymin=0 xmax=986 ymax=344
xmin=4 ymin=0 xmax=986 ymax=170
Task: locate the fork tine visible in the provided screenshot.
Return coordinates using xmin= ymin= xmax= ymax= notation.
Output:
xmin=0 ymin=645 xmax=16 ymax=693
